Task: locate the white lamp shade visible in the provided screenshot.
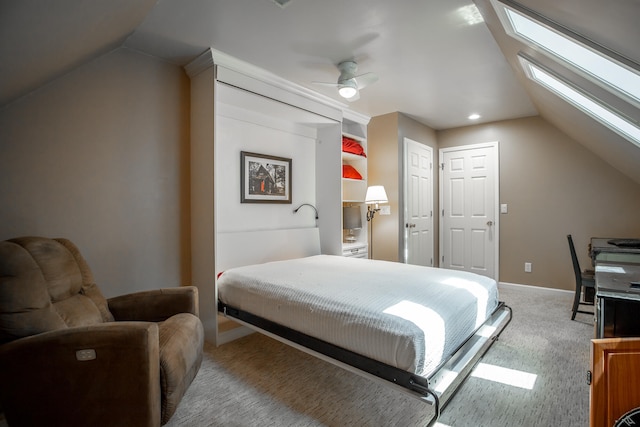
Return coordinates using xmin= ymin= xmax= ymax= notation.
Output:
xmin=365 ymin=185 xmax=388 ymax=204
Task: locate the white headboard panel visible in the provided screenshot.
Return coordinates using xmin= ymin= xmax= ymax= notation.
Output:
xmin=216 ymin=227 xmax=321 ymax=273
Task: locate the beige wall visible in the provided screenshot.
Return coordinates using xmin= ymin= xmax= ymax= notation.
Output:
xmin=368 ymin=112 xmax=438 ymax=262
xmin=0 ymin=47 xmax=191 ymax=298
xmin=368 ymin=113 xmax=399 ymax=261
xmin=438 ymin=116 xmax=640 ymax=290
xmin=369 ymin=113 xmax=640 ymax=290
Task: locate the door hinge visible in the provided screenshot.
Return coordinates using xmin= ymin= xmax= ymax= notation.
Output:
xmin=441 ymin=255 xmax=445 ymax=263
xmin=440 ymin=163 xmax=444 ymax=170
xmin=441 ymin=209 xmax=444 ymax=217
xmin=586 ymin=370 xmax=592 ymax=385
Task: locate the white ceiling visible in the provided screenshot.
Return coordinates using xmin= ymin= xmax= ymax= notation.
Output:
xmin=1 ymin=0 xmax=639 ymax=182
xmin=126 ymin=0 xmax=540 ymax=130
xmin=0 ymin=0 xmax=538 ymax=130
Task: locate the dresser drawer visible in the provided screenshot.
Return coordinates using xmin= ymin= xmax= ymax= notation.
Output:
xmin=343 ymin=245 xmax=368 ymax=258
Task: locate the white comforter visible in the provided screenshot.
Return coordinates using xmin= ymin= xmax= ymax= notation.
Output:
xmin=217 ymin=255 xmax=499 ymax=377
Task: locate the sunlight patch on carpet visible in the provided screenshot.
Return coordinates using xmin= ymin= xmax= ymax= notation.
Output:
xmin=471 ymin=362 xmax=537 ymax=389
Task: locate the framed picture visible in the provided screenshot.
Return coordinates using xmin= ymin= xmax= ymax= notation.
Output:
xmin=241 ymin=151 xmax=292 ymax=204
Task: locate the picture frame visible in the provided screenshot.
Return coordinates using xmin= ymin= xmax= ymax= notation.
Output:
xmin=241 ymin=151 xmax=292 ymax=204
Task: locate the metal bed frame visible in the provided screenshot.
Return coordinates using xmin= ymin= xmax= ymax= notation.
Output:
xmin=218 ymin=300 xmax=512 ymax=426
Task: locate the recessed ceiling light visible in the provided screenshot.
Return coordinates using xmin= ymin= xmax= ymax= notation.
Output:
xmin=271 ymin=0 xmax=292 ymax=8
xmin=468 ymin=113 xmax=481 ymax=120
xmin=457 ymin=5 xmax=484 ymax=26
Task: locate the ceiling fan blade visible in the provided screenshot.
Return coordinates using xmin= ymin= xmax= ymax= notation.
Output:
xmin=354 ymin=72 xmax=378 ymax=90
xmin=312 ymin=81 xmax=340 ymax=87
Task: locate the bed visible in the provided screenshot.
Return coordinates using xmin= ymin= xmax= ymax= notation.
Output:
xmin=216 ymin=233 xmax=511 ymax=425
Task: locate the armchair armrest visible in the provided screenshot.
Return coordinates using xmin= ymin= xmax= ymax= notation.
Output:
xmin=0 ymin=322 xmax=161 ymax=427
xmin=108 ymin=286 xmax=199 ymax=322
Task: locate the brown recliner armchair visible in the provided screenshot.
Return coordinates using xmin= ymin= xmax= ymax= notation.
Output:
xmin=0 ymin=236 xmax=204 ymax=427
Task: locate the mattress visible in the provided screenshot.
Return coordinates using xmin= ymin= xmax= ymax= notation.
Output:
xmin=217 ymin=255 xmax=499 ymax=377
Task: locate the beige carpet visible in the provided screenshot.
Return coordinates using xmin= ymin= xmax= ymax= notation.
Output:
xmin=166 ymin=283 xmax=593 ymax=427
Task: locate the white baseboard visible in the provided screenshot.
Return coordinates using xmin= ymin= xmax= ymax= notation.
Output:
xmin=499 ymin=281 xmax=572 ymax=294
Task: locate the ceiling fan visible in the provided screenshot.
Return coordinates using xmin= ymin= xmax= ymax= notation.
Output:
xmin=313 ymin=61 xmax=378 ymax=101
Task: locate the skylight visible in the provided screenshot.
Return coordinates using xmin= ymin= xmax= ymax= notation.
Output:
xmin=490 ymin=0 xmax=640 ymax=148
xmin=492 ymin=0 xmax=640 ymax=106
xmin=519 ymin=55 xmax=640 ymax=148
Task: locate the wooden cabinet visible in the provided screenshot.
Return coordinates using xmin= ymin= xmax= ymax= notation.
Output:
xmin=590 ymin=338 xmax=640 ymax=426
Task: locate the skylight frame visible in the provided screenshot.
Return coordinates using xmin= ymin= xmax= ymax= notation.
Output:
xmin=518 ymin=54 xmax=640 ymax=149
xmin=491 ymin=0 xmax=640 ymax=109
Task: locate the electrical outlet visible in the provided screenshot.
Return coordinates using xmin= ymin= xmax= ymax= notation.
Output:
xmin=525 ymin=262 xmax=532 ymax=273
xmin=379 ymin=205 xmax=391 ymax=215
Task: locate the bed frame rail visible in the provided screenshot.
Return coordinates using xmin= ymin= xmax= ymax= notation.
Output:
xmin=218 ymin=301 xmax=512 ymax=419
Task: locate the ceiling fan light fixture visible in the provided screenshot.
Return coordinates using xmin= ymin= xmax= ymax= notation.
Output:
xmin=338 ymin=86 xmax=357 ymax=99
xmin=338 ymin=79 xmax=358 ymax=99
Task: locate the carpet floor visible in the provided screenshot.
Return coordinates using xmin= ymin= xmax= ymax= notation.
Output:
xmin=165 ymin=283 xmax=594 ymax=427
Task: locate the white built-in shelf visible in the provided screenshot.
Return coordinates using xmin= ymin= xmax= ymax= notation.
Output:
xmin=341 ymin=122 xmax=368 ymax=253
xmin=342 ymin=152 xmax=366 ymax=162
xmin=342 ymin=131 xmax=365 ymax=142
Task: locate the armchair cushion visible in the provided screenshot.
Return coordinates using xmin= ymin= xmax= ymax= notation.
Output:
xmin=0 ymin=237 xmax=113 ymax=345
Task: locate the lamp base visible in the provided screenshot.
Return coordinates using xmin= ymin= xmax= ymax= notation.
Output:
xmin=344 ymin=229 xmax=358 ymax=243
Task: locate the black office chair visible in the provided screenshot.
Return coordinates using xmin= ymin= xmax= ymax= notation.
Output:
xmin=568 ymin=234 xmax=596 ymax=320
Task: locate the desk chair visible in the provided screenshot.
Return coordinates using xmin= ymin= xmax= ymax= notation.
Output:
xmin=568 ymin=234 xmax=596 ymax=320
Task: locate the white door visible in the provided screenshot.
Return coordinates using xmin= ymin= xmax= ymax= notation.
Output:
xmin=404 ymin=138 xmax=433 ymax=266
xmin=439 ymin=142 xmax=499 ymax=280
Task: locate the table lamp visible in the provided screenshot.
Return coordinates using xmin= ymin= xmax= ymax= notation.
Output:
xmin=343 ymin=205 xmax=362 ymax=243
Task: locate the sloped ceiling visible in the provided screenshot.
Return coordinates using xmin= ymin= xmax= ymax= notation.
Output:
xmin=0 ymin=0 xmax=638 ymax=184
xmin=0 ymin=0 xmax=156 ymax=106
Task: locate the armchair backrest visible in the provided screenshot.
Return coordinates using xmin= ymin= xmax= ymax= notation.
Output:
xmin=0 ymin=236 xmax=114 ymax=345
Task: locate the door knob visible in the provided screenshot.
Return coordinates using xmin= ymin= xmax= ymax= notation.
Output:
xmin=487 ymin=220 xmax=493 ymax=226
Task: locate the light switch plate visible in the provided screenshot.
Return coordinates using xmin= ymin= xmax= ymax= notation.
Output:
xmin=500 ymin=204 xmax=508 ymax=214
xmin=380 ymin=205 xmax=391 ymax=215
